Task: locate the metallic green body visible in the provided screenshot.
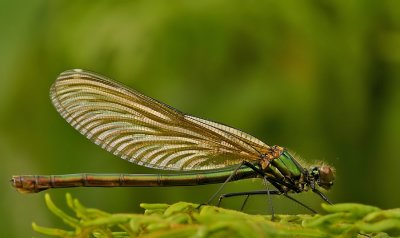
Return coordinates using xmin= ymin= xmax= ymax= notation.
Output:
xmin=12 ymin=167 xmax=258 ymax=193
xmin=269 ymin=150 xmax=303 ymax=180
xmin=274 ymin=150 xmax=302 ymax=178
xmin=11 ymin=149 xmax=308 ymax=194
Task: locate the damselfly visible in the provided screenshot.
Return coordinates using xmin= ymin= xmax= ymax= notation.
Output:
xmin=11 ymin=69 xmax=334 ymax=212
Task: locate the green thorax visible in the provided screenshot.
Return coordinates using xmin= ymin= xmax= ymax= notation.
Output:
xmin=267 ymin=149 xmax=304 ymax=182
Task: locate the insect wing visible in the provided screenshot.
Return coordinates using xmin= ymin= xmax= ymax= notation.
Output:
xmin=51 ymin=69 xmax=270 ymax=171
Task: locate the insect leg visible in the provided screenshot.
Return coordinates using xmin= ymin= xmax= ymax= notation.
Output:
xmin=243 ymin=161 xmax=301 ymax=192
xmin=207 ymin=161 xmax=270 ymax=205
xmin=240 ymin=195 xmax=250 ymax=211
xmin=241 ymin=161 xmax=317 ymax=215
xmin=218 ymin=190 xmax=318 ymax=214
xmin=282 ymin=194 xmax=318 ymax=214
xmin=217 ymin=189 xmax=281 ymax=208
xmin=215 ymin=162 xmax=279 ymax=215
xmin=312 ymin=188 xmax=333 ymax=204
xmin=263 ymin=176 xmax=275 ymax=219
xmin=206 ymin=161 xmax=247 ymax=204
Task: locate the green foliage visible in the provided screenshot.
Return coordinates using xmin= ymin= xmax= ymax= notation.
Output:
xmin=33 ymin=194 xmax=400 ymax=238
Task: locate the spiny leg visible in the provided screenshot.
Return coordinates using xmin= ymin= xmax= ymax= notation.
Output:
xmin=209 ymin=160 xmax=327 ymax=213
xmin=243 ymin=161 xmax=301 ymax=193
xmin=218 ymin=190 xmax=318 ymax=214
xmin=282 ymin=194 xmax=317 ymax=214
xmin=207 ymin=161 xmax=270 ymax=205
xmin=207 ymin=161 xmax=247 ymax=204
xmin=263 ymin=176 xmax=275 ymax=218
xmin=309 ymin=180 xmax=333 ymax=205
xmin=212 ymin=161 xmax=286 ymax=215
xmin=240 ymin=195 xmax=250 ymax=211
xmin=217 ymin=190 xmax=281 ymax=208
xmin=312 ymin=189 xmax=333 ymax=205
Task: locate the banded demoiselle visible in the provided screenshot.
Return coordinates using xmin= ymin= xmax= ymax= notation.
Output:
xmin=11 ymin=69 xmax=335 ymax=212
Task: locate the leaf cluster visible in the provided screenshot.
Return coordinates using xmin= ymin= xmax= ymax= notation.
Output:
xmin=33 ymin=194 xmax=400 ymax=238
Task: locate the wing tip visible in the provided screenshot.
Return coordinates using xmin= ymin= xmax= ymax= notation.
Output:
xmin=58 ymin=69 xmax=85 ymax=78
xmin=50 ymin=68 xmax=89 ymax=99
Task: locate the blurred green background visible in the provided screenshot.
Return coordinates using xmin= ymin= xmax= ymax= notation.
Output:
xmin=1 ymin=1 xmax=400 ymax=237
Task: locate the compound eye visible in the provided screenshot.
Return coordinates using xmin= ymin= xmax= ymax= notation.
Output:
xmin=317 ymin=166 xmax=335 ymax=190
